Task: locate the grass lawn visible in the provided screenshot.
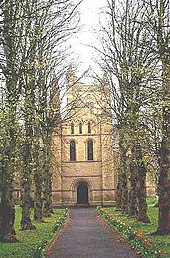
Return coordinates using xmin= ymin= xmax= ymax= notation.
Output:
xmin=0 ymin=206 xmax=65 ymax=258
xmin=102 ymin=197 xmax=170 ymax=256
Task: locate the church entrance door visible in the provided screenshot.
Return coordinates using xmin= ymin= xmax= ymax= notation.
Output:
xmin=77 ymin=183 xmax=88 ymax=205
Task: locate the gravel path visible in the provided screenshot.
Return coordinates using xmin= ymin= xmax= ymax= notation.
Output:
xmin=47 ymin=208 xmax=141 ymax=258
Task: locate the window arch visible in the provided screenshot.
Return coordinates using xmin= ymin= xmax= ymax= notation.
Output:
xmin=88 ymin=121 xmax=91 ymax=134
xmin=70 ymin=140 xmax=76 ymax=161
xmin=79 ymin=122 xmax=82 ymax=134
xmin=87 ymin=140 xmax=93 ymax=160
xmin=71 ymin=122 xmax=74 ymax=134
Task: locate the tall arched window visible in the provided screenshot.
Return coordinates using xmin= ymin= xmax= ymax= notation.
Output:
xmin=71 ymin=122 xmax=74 ymax=134
xmin=70 ymin=140 xmax=76 ymax=161
xmin=88 ymin=121 xmax=91 ymax=134
xmin=79 ymin=122 xmax=82 ymax=134
xmin=87 ymin=140 xmax=93 ymax=160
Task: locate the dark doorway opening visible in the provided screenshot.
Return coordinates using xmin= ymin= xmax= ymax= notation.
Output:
xmin=77 ymin=183 xmax=88 ymax=205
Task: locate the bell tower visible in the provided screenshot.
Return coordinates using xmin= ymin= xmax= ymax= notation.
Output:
xmin=51 ymin=69 xmax=117 ymax=206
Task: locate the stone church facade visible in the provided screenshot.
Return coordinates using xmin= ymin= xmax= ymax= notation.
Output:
xmin=51 ymin=71 xmax=117 ymax=207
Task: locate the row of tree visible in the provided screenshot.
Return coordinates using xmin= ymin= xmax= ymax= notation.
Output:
xmin=0 ymin=0 xmax=169 ymax=244
xmin=99 ymin=0 xmax=170 ymax=234
xmin=0 ymin=0 xmax=80 ymax=242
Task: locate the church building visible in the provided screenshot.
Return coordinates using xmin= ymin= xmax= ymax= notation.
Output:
xmin=51 ymin=70 xmax=117 ymax=206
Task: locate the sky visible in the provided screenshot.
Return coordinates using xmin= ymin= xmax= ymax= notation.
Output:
xmin=70 ymin=0 xmax=107 ymax=81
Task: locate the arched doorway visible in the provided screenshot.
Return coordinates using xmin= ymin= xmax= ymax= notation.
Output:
xmin=77 ymin=183 xmax=88 ymax=205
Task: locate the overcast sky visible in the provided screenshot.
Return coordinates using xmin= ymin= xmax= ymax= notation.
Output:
xmin=70 ymin=0 xmax=107 ymax=80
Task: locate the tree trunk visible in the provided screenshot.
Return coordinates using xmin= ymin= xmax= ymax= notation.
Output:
xmin=157 ymin=181 xmax=170 ymax=235
xmin=0 ymin=116 xmax=18 ymax=242
xmin=1 ymin=0 xmax=21 ymax=242
xmin=43 ymin=175 xmax=53 ymax=217
xmin=136 ymin=144 xmax=150 ymax=223
xmin=153 ymin=63 xmax=170 ymax=235
xmin=0 ymin=156 xmax=17 ymax=242
xmin=119 ymin=136 xmax=128 ymax=213
xmin=137 ymin=162 xmax=150 ymax=223
xmin=21 ymin=181 xmax=36 ymax=230
xmin=21 ymin=141 xmax=36 ymax=230
xmin=43 ymin=178 xmax=53 ymax=217
xmin=129 ymin=160 xmax=138 ymax=217
xmin=34 ymin=146 xmax=43 ymax=222
xmin=34 ymin=177 xmax=43 ymax=222
xmin=115 ymin=171 xmax=122 ymax=210
xmin=120 ymin=144 xmax=129 ymax=213
xmin=43 ymin=146 xmax=53 ymax=217
xmin=153 ymin=139 xmax=170 ymax=235
xmin=21 ymin=184 xmax=36 ymax=230
xmin=0 ymin=189 xmax=17 ymax=242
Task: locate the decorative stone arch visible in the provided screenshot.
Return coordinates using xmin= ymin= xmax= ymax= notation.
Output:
xmin=77 ymin=118 xmax=84 ymax=123
xmin=70 ymin=178 xmax=93 ymax=205
xmin=67 ymin=138 xmax=78 ymax=144
xmin=85 ymin=137 xmax=96 ymax=143
xmin=75 ymin=118 xmax=84 ymax=125
xmin=85 ymin=119 xmax=94 ymax=125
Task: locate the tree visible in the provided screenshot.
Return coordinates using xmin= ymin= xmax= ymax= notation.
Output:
xmin=0 ymin=0 xmax=81 ymax=237
xmin=0 ymin=0 xmax=24 ymax=242
xmin=99 ymin=0 xmax=162 ymax=222
xmin=144 ymin=0 xmax=170 ymax=235
xmin=19 ymin=0 xmax=81 ymax=225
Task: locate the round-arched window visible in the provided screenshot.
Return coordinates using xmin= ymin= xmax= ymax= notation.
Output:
xmin=70 ymin=140 xmax=76 ymax=161
xmin=88 ymin=121 xmax=91 ymax=134
xmin=71 ymin=122 xmax=74 ymax=134
xmin=87 ymin=140 xmax=93 ymax=160
xmin=79 ymin=122 xmax=82 ymax=134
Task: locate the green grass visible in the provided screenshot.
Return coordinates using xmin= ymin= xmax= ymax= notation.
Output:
xmin=147 ymin=197 xmax=158 ymax=206
xmin=102 ymin=198 xmax=170 ymax=256
xmin=0 ymin=206 xmax=65 ymax=258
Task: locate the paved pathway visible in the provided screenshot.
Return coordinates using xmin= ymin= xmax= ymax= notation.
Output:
xmin=47 ymin=208 xmax=141 ymax=258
